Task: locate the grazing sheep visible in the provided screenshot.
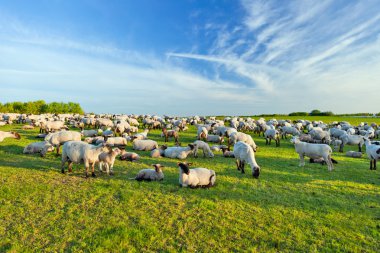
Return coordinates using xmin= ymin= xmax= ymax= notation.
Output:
xmin=44 ymin=131 xmax=81 ymax=156
xmin=150 ymin=145 xmax=168 ymax=158
xmin=0 ymin=131 xmax=21 ymax=142
xmin=339 ymin=133 xmax=365 ymax=152
xmin=23 ymin=141 xmax=54 ymax=155
xmin=178 ymin=162 xmax=216 ymax=188
xmin=120 ymin=150 xmax=140 ymax=162
xmin=193 ymin=140 xmax=214 ymax=158
xmin=264 ymin=129 xmax=280 ymax=147
xmin=221 ymin=147 xmax=235 ymax=158
xmin=290 ymin=136 xmax=334 ymax=171
xmin=164 ymin=144 xmax=197 ymax=159
xmin=364 ymin=138 xmax=380 ymax=170
xmin=233 ymin=141 xmax=261 ymax=178
xmin=132 ymin=164 xmax=165 ymax=181
xmin=229 ymin=132 xmax=257 ymax=151
xmin=132 ymin=139 xmax=158 ymax=151
xmin=346 ymin=151 xmax=363 ymax=158
xmin=280 ymin=126 xmax=300 ymax=139
xmin=98 ymin=148 xmax=122 ymax=175
xmin=162 ymin=128 xmax=179 ymax=143
xmin=61 ymin=141 xmax=109 ymax=177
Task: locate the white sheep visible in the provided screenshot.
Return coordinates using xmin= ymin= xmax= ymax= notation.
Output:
xmin=98 ymin=148 xmax=122 ymax=175
xmin=132 ymin=139 xmax=158 ymax=151
xmin=132 ymin=129 xmax=149 ymax=140
xmin=103 ymin=137 xmax=128 ymax=147
xmin=364 ymin=138 xmax=380 ymax=170
xmin=233 ymin=141 xmax=260 ymax=178
xmin=178 ymin=162 xmax=216 ymax=188
xmin=280 ymin=126 xmax=300 ymax=139
xmin=229 ymin=132 xmax=257 ymax=151
xmin=164 ymin=144 xmax=196 ymax=159
xmin=197 ymin=126 xmax=208 ymax=140
xmin=346 ymin=151 xmax=363 ymax=158
xmin=150 ymin=145 xmax=168 ymax=158
xmin=339 ymin=133 xmax=365 ymax=152
xmin=23 ymin=141 xmax=54 ymax=155
xmin=120 ymin=150 xmax=140 ymax=162
xmin=220 ymin=147 xmax=235 ymax=158
xmin=206 ymin=134 xmax=224 ymax=144
xmin=44 ymin=131 xmax=81 ymax=156
xmin=330 ymin=139 xmax=342 ymax=152
xmin=193 ymin=140 xmax=214 ymax=158
xmin=61 ymin=141 xmax=110 ymax=177
xmin=132 ymin=164 xmax=165 ymax=181
xmin=210 ymin=145 xmax=228 ymax=152
xmin=290 ymin=136 xmax=334 ymax=171
xmin=264 ymin=129 xmax=280 ymax=147
xmin=81 ymin=129 xmax=98 ymax=137
xmin=0 ymin=131 xmax=21 ymax=142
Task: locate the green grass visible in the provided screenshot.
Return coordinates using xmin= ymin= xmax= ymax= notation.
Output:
xmin=1 ymin=117 xmax=380 ymax=252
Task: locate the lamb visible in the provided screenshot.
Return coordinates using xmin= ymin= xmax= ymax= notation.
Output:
xmin=22 ymin=125 xmax=34 ymax=130
xmin=132 ymin=164 xmax=165 ymax=181
xmin=61 ymin=141 xmax=109 ymax=177
xmin=132 ymin=129 xmax=149 ymax=140
xmin=364 ymin=138 xmax=380 ymax=170
xmin=264 ymin=129 xmax=280 ymax=147
xmin=0 ymin=131 xmax=21 ymax=142
xmin=229 ymin=132 xmax=257 ymax=152
xmin=197 ymin=126 xmax=208 ymax=141
xmin=132 ymin=139 xmax=158 ymax=151
xmin=162 ymin=128 xmax=179 ymax=143
xmin=178 ymin=162 xmax=216 ymax=188
xmin=290 ymin=136 xmax=334 ymax=171
xmin=164 ymin=144 xmax=197 ymax=159
xmin=206 ymin=134 xmax=224 ymax=144
xmin=339 ymin=133 xmax=365 ymax=152
xmin=346 ymin=151 xmax=363 ymax=158
xmin=221 ymin=147 xmax=235 ymax=158
xmin=233 ymin=141 xmax=261 ymax=178
xmin=98 ymin=148 xmax=122 ymax=175
xmin=23 ymin=141 xmax=54 ymax=155
xmin=120 ymin=150 xmax=140 ymax=161
xmin=44 ymin=131 xmax=81 ymax=156
xmin=193 ymin=140 xmax=214 ymax=158
xmin=150 ymin=145 xmax=168 ymax=158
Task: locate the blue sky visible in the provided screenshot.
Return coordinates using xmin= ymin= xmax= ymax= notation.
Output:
xmin=0 ymin=0 xmax=379 ymax=115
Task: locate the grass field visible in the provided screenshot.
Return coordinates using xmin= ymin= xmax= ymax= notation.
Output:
xmin=1 ymin=116 xmax=380 ymax=252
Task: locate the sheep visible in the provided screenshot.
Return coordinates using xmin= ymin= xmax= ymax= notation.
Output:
xmin=193 ymin=140 xmax=214 ymax=158
xmin=375 ymin=129 xmax=380 ymax=139
xmin=103 ymin=137 xmax=128 ymax=147
xmin=210 ymin=144 xmax=228 ymax=152
xmin=132 ymin=164 xmax=165 ymax=181
xmin=81 ymin=129 xmax=98 ymax=137
xmin=229 ymin=132 xmax=257 ymax=151
xmin=220 ymin=147 xmax=235 ymax=158
xmin=280 ymin=126 xmax=300 ymax=139
xmin=120 ymin=150 xmax=140 ymax=162
xmin=23 ymin=141 xmax=54 ymax=155
xmin=85 ymin=136 xmax=104 ymax=144
xmin=206 ymin=134 xmax=224 ymax=144
xmin=22 ymin=125 xmax=34 ymax=130
xmin=309 ymin=157 xmax=338 ymax=165
xmin=290 ymin=136 xmax=334 ymax=171
xmin=346 ymin=151 xmax=363 ymax=158
xmin=61 ymin=141 xmax=110 ymax=177
xmin=133 ymin=129 xmax=149 ymax=140
xmin=0 ymin=131 xmax=21 ymax=142
xmin=164 ymin=144 xmax=197 ymax=159
xmin=264 ymin=129 xmax=280 ymax=147
xmin=233 ymin=141 xmax=261 ymax=178
xmin=299 ymin=134 xmax=313 ymax=143
xmin=309 ymin=129 xmax=331 ymax=144
xmin=339 ymin=133 xmax=365 ymax=152
xmin=162 ymin=128 xmax=179 ymax=143
xmin=178 ymin=162 xmax=216 ymax=188
xmin=40 ymin=121 xmax=66 ymax=133
xmin=150 ymin=145 xmax=168 ymax=158
xmin=197 ymin=126 xmax=208 ymax=141
xmin=132 ymin=139 xmax=158 ymax=151
xmin=364 ymin=138 xmax=380 ymax=170
xmin=44 ymin=131 xmax=81 ymax=156
xmin=331 ymin=139 xmax=342 ymax=152
xmin=98 ymin=148 xmax=122 ymax=175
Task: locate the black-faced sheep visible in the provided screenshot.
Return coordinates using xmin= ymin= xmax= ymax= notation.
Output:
xmin=178 ymin=162 xmax=216 ymax=188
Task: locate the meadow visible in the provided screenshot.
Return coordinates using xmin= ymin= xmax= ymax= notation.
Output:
xmin=0 ymin=116 xmax=379 ymax=252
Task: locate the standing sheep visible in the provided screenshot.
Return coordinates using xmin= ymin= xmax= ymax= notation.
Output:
xmin=44 ymin=131 xmax=81 ymax=156
xmin=98 ymin=148 xmax=122 ymax=175
xmin=193 ymin=140 xmax=214 ymax=158
xmin=233 ymin=141 xmax=261 ymax=178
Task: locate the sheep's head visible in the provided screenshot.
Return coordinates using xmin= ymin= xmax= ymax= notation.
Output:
xmin=11 ymin=132 xmax=21 ymax=139
xmin=177 ymin=162 xmax=192 ymax=175
xmin=152 ymin=164 xmax=164 ymax=172
xmin=290 ymin=136 xmax=299 ymax=144
xmin=160 ymin=145 xmax=168 ymax=150
xmin=188 ymin=143 xmax=196 ymax=150
xmin=252 ymin=166 xmax=261 ymax=179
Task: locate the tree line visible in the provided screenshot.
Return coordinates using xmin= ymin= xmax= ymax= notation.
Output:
xmin=0 ymin=100 xmax=84 ymax=114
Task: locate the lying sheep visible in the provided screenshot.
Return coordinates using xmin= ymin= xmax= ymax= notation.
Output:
xmin=103 ymin=137 xmax=128 ymax=147
xmin=206 ymin=134 xmax=224 ymax=144
xmin=309 ymin=158 xmax=338 ymax=165
xmin=132 ymin=164 xmax=165 ymax=181
xmin=133 ymin=129 xmax=149 ymax=140
xmin=99 ymin=148 xmax=122 ymax=175
xmin=85 ymin=136 xmax=104 ymax=144
xmin=221 ymin=147 xmax=235 ymax=158
xmin=61 ymin=141 xmax=109 ymax=177
xmin=22 ymin=125 xmax=34 ymax=130
xmin=210 ymin=145 xmax=228 ymax=152
xmin=193 ymin=140 xmax=214 ymax=158
xmin=81 ymin=129 xmax=98 ymax=137
xmin=44 ymin=131 xmax=81 ymax=156
xmin=346 ymin=151 xmax=363 ymax=158
xmin=0 ymin=131 xmax=21 ymax=142
xmin=178 ymin=162 xmax=216 ymax=188
xmin=120 ymin=150 xmax=140 ymax=162
xmin=132 ymin=139 xmax=158 ymax=151
xmin=164 ymin=144 xmax=196 ymax=159
xmin=290 ymin=136 xmax=334 ymax=171
xmin=23 ymin=141 xmax=54 ymax=155
xmin=150 ymin=145 xmax=168 ymax=158
xmin=233 ymin=141 xmax=261 ymax=178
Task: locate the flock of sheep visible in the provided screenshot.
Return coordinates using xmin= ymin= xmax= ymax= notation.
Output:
xmin=0 ymin=112 xmax=379 ymax=188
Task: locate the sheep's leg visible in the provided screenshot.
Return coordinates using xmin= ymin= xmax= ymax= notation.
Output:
xmin=56 ymin=145 xmax=60 ymax=155
xmin=374 ymin=160 xmax=377 ymax=170
xmin=358 ymin=143 xmax=362 ymax=152
xmin=110 ymin=163 xmax=114 ymax=175
xmin=91 ymin=163 xmax=96 ymax=177
xmin=68 ymin=161 xmax=73 ymax=173
xmin=269 ymin=138 xmax=272 ymax=145
xmin=61 ymin=157 xmax=67 ymax=173
xmin=325 ymin=155 xmax=333 ymax=171
xmin=299 ymin=154 xmax=305 ymax=167
xmin=370 ymin=160 xmax=373 ymax=170
xmin=339 ymin=143 xmax=344 ymax=153
xmin=241 ymin=161 xmax=245 ymax=173
xmin=235 ymin=160 xmax=240 ymax=171
xmin=265 ymin=138 xmax=268 ymax=145
xmin=276 ymin=138 xmax=280 ymax=147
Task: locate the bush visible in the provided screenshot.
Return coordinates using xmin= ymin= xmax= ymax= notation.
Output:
xmin=0 ymin=100 xmax=84 ymax=114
